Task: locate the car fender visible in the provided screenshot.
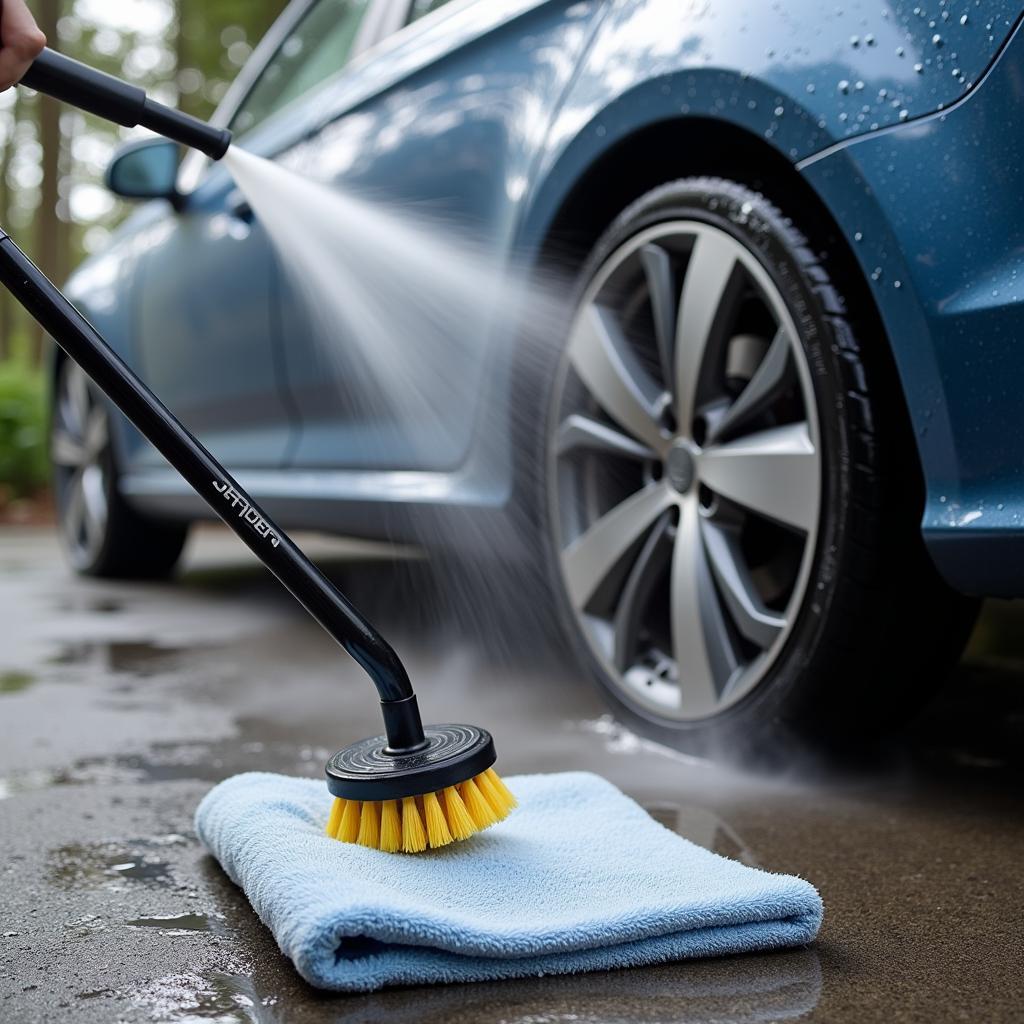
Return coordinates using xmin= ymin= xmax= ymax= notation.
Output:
xmin=518 ymin=0 xmax=1022 ymax=254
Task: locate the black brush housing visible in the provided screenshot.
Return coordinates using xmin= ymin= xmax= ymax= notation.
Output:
xmin=326 ymin=724 xmax=496 ymax=802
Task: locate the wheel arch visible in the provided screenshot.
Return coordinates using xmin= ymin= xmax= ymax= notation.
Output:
xmin=524 ymin=113 xmax=927 ymax=536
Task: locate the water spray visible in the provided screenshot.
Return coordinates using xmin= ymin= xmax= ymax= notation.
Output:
xmin=1 ymin=48 xmax=515 ymax=852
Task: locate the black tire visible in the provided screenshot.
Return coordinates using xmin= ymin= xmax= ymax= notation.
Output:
xmin=538 ymin=177 xmax=978 ymax=758
xmin=52 ymin=357 xmax=188 ymax=580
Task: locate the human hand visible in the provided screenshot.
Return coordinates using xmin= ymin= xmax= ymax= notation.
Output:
xmin=0 ymin=0 xmax=46 ymax=90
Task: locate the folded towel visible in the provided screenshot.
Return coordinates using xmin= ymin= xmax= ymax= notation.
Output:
xmin=195 ymin=771 xmax=822 ymax=992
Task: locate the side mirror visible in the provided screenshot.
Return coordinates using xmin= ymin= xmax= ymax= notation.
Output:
xmin=105 ymin=138 xmax=180 ymax=202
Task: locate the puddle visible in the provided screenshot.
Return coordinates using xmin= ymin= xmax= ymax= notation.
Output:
xmin=0 ymin=670 xmax=36 ymax=694
xmin=127 ymin=913 xmax=213 ymax=933
xmin=49 ymin=640 xmax=190 ymax=676
xmin=576 ymin=714 xmax=705 ymax=765
xmin=63 ymin=914 xmax=108 ymax=938
xmin=0 ymin=767 xmax=62 ymax=798
xmin=0 ymin=736 xmax=322 ymax=800
xmin=646 ymin=802 xmax=760 ymax=867
xmin=128 ymin=969 xmax=273 ymax=1023
xmin=48 ymin=837 xmax=188 ymax=890
xmin=76 ymin=987 xmax=116 ymax=1000
xmin=54 ymin=597 xmax=123 ymax=615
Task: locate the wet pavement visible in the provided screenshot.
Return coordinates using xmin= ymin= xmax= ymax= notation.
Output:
xmin=1 ymin=526 xmax=1022 ymax=1023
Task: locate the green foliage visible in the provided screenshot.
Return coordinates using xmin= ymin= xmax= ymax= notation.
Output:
xmin=0 ymin=359 xmax=48 ymax=499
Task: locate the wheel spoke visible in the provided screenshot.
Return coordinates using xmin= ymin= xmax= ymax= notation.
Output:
xmin=675 ymin=229 xmax=739 ymax=434
xmin=613 ymin=511 xmax=672 ymax=671
xmin=67 ymin=362 xmax=91 ymax=435
xmin=51 ymin=428 xmax=87 ymax=468
xmin=63 ymin=473 xmax=86 ymax=546
xmin=709 ymin=326 xmax=791 ymax=443
xmin=562 ymin=483 xmax=673 ymax=609
xmin=699 ymin=422 xmax=819 ymax=532
xmin=701 ymin=520 xmax=785 ymax=649
xmin=640 ymin=243 xmax=677 ymax=392
xmin=671 ymin=497 xmax=737 ymax=715
xmin=568 ymin=304 xmax=668 ymax=454
xmin=556 ymin=413 xmax=656 ymax=460
xmin=81 ymin=464 xmax=108 ymax=549
xmin=84 ymin=407 xmax=108 ymax=458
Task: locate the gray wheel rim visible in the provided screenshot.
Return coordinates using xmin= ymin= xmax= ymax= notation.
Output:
xmin=52 ymin=360 xmax=110 ymax=570
xmin=548 ymin=220 xmax=822 ymax=722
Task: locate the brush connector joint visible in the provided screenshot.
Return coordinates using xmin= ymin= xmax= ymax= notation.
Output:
xmin=380 ymin=694 xmax=428 ymax=754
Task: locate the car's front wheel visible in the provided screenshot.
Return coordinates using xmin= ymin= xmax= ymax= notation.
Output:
xmin=542 ymin=177 xmax=976 ymax=756
xmin=51 ymin=357 xmax=188 ymax=579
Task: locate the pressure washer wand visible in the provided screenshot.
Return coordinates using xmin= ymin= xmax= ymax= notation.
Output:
xmin=0 ymin=227 xmax=430 ymax=749
xmin=9 ymin=49 xmax=423 ymax=748
xmin=20 ymin=47 xmax=231 ymax=160
xmin=3 ymin=49 xmax=515 ymax=853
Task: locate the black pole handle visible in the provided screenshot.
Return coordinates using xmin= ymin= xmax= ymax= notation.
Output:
xmin=0 ymin=229 xmax=427 ymax=750
xmin=20 ymin=47 xmax=232 ymax=160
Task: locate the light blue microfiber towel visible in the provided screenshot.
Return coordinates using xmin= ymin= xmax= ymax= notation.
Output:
xmin=195 ymin=771 xmax=822 ymax=993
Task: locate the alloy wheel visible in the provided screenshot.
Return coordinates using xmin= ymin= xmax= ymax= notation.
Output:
xmin=549 ymin=220 xmax=822 ymax=721
xmin=52 ymin=359 xmax=111 ymax=571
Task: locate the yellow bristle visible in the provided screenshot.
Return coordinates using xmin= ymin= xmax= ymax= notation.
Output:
xmin=338 ymin=798 xmax=361 ymax=843
xmin=356 ymin=801 xmax=380 ymax=848
xmin=326 ymin=798 xmax=346 ymax=838
xmin=422 ymin=790 xmax=453 ymax=848
xmin=401 ymin=796 xmax=427 ymax=853
xmin=474 ymin=769 xmax=506 ymax=814
xmin=479 ymin=768 xmax=517 ymax=817
xmin=484 ymin=767 xmax=517 ymax=804
xmin=379 ymin=799 xmax=402 ymax=853
xmin=459 ymin=777 xmax=497 ymax=828
xmin=442 ymin=786 xmax=476 ymax=841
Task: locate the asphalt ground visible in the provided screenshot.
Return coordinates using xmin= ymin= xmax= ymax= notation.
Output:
xmin=2 ymin=526 xmax=1022 ymax=1022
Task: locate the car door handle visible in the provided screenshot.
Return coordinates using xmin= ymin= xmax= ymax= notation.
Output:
xmin=226 ymin=188 xmax=254 ymax=222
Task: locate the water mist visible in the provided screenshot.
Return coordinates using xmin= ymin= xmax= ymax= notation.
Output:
xmin=223 ymin=148 xmax=574 ymax=660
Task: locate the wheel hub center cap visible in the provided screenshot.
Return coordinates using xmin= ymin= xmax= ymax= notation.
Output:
xmin=666 ymin=441 xmax=697 ymax=494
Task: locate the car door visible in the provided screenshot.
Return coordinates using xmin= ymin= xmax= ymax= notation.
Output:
xmin=130 ymin=0 xmax=379 ymax=471
xmin=130 ymin=188 xmax=289 ymax=469
xmin=228 ymin=0 xmax=594 ymax=473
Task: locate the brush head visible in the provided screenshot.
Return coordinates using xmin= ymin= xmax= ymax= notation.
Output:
xmin=324 ymin=724 xmax=516 ymax=852
xmin=326 ymin=723 xmax=496 ymax=802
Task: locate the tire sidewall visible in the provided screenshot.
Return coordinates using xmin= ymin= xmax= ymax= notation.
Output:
xmin=538 ymin=178 xmax=860 ymax=755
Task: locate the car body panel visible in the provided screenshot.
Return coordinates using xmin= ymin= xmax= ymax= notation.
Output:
xmin=268 ymin=0 xmax=601 ymax=471
xmin=59 ymin=0 xmax=1024 ymax=585
xmin=521 ymin=0 xmax=1022 ymax=252
xmin=130 ymin=206 xmax=292 ymax=469
xmin=800 ymin=16 xmax=1024 ymax=596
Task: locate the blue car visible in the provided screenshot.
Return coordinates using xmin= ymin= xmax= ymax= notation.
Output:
xmin=52 ymin=0 xmax=1024 ymax=753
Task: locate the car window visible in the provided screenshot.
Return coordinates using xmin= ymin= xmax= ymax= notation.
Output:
xmin=231 ymin=0 xmax=373 ymax=136
xmin=407 ymin=0 xmax=454 ymax=23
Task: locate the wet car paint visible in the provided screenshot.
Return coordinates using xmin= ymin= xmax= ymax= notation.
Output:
xmin=802 ymin=17 xmax=1024 ymax=596
xmin=2 ymin=526 xmax=1022 ymax=1022
xmin=62 ymin=1 xmax=1024 ymax=600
